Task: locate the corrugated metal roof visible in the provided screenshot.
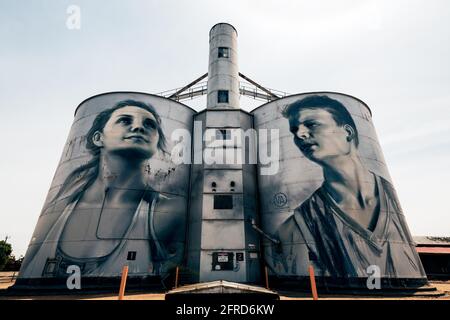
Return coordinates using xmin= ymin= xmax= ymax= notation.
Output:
xmin=167 ymin=280 xmax=277 ymax=295
xmin=413 ymin=236 xmax=450 ymax=246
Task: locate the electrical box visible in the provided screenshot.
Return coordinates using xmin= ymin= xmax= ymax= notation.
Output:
xmin=212 ymin=252 xmax=234 ymax=271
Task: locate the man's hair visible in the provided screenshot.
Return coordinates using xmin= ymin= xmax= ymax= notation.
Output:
xmin=282 ymin=95 xmax=359 ymax=147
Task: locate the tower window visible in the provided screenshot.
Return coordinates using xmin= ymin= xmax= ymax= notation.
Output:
xmin=214 ymin=195 xmax=233 ymax=209
xmin=218 ymin=47 xmax=230 ymax=58
xmin=218 ymin=90 xmax=229 ymax=103
xmin=216 ymin=129 xmax=231 ymax=140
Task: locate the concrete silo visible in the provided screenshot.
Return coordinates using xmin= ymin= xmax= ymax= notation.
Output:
xmin=15 ymin=23 xmax=429 ymax=292
xmin=251 ymin=92 xmax=428 ymax=289
xmin=16 ymin=92 xmax=195 ymax=288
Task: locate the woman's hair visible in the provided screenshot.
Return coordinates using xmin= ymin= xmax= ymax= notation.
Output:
xmin=49 ymin=100 xmax=168 ymax=206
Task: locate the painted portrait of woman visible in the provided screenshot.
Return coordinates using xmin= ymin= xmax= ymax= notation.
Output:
xmin=20 ymin=100 xmax=184 ymax=279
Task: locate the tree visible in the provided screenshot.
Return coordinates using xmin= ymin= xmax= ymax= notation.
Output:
xmin=0 ymin=237 xmax=13 ymax=271
xmin=4 ymin=254 xmax=23 ymax=271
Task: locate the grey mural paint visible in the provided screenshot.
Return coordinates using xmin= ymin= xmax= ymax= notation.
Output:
xmin=17 ymin=89 xmax=428 ymax=289
xmin=18 ymin=93 xmax=195 ymax=281
xmin=15 ymin=22 xmax=429 ymax=290
xmin=253 ymin=93 xmax=427 ymax=288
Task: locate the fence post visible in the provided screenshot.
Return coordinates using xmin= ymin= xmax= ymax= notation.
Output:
xmin=308 ymin=265 xmax=319 ymax=300
xmin=118 ymin=266 xmax=129 ymax=300
xmin=264 ymin=266 xmax=270 ymax=290
xmin=174 ymin=266 xmax=180 ymax=289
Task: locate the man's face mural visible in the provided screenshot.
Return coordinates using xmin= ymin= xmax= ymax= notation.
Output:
xmin=93 ymin=106 xmax=160 ymax=160
xmin=288 ymin=107 xmax=354 ymax=163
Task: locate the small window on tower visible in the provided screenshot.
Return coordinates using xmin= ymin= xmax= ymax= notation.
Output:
xmin=214 ymin=195 xmax=233 ymax=209
xmin=218 ymin=47 xmax=230 ymax=58
xmin=217 ymin=90 xmax=229 ymax=103
xmin=216 ymin=129 xmax=231 ymax=140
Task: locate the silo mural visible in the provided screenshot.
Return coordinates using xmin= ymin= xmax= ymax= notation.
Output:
xmin=253 ymin=92 xmax=427 ymax=288
xmin=17 ymin=93 xmax=195 ymax=284
xmin=15 ymin=23 xmax=429 ymax=292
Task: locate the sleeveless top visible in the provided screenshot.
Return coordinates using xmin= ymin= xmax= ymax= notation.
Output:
xmin=274 ymin=173 xmax=426 ymax=279
xmin=20 ymin=192 xmax=168 ymax=278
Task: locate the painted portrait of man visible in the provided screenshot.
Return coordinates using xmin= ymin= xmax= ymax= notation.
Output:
xmin=273 ymin=95 xmax=426 ymax=285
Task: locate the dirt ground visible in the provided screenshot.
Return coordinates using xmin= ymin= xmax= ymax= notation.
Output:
xmin=1 ymin=272 xmax=449 ymax=300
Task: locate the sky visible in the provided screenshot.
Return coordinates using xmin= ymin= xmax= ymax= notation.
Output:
xmin=1 ymin=0 xmax=449 ymax=257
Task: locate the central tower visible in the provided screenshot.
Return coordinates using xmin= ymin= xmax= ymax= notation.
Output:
xmin=207 ymin=23 xmax=240 ymax=109
xmin=186 ymin=23 xmax=261 ymax=283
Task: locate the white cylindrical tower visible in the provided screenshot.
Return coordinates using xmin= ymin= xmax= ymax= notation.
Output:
xmin=207 ymin=23 xmax=240 ymax=109
xmin=186 ymin=23 xmax=261 ymax=284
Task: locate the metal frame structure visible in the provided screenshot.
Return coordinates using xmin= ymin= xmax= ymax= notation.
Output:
xmin=157 ymin=73 xmax=288 ymax=103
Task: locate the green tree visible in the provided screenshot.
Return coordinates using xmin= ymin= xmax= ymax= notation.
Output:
xmin=0 ymin=237 xmax=13 ymax=271
xmin=4 ymin=254 xmax=23 ymax=271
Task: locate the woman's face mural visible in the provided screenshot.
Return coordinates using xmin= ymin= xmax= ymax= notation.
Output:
xmin=95 ymin=106 xmax=160 ymax=160
xmin=18 ymin=95 xmax=193 ymax=283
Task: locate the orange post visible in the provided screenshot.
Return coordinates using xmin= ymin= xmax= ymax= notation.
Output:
xmin=264 ymin=266 xmax=270 ymax=290
xmin=308 ymin=265 xmax=318 ymax=300
xmin=118 ymin=265 xmax=129 ymax=300
xmin=174 ymin=266 xmax=180 ymax=288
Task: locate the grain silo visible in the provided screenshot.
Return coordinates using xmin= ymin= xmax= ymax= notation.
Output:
xmin=252 ymin=93 xmax=427 ymax=289
xmin=16 ymin=93 xmax=195 ymax=288
xmin=15 ymin=23 xmax=428 ymax=292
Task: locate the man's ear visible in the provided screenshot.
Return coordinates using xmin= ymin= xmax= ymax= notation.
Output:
xmin=344 ymin=124 xmax=355 ymax=142
xmin=92 ymin=131 xmax=104 ymax=147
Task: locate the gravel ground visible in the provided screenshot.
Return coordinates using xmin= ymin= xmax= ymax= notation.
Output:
xmin=1 ymin=272 xmax=448 ymax=300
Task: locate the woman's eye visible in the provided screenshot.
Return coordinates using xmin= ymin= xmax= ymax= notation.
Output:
xmin=144 ymin=119 xmax=157 ymax=129
xmin=118 ymin=118 xmax=131 ymax=125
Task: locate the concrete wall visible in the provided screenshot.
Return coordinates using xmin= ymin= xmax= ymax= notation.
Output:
xmin=187 ymin=109 xmax=260 ymax=283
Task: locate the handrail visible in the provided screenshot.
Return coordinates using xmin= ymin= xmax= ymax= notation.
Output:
xmin=156 ymin=80 xmax=289 ymax=103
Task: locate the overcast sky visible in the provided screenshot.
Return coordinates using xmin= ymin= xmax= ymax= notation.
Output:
xmin=1 ymin=0 xmax=449 ymax=256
